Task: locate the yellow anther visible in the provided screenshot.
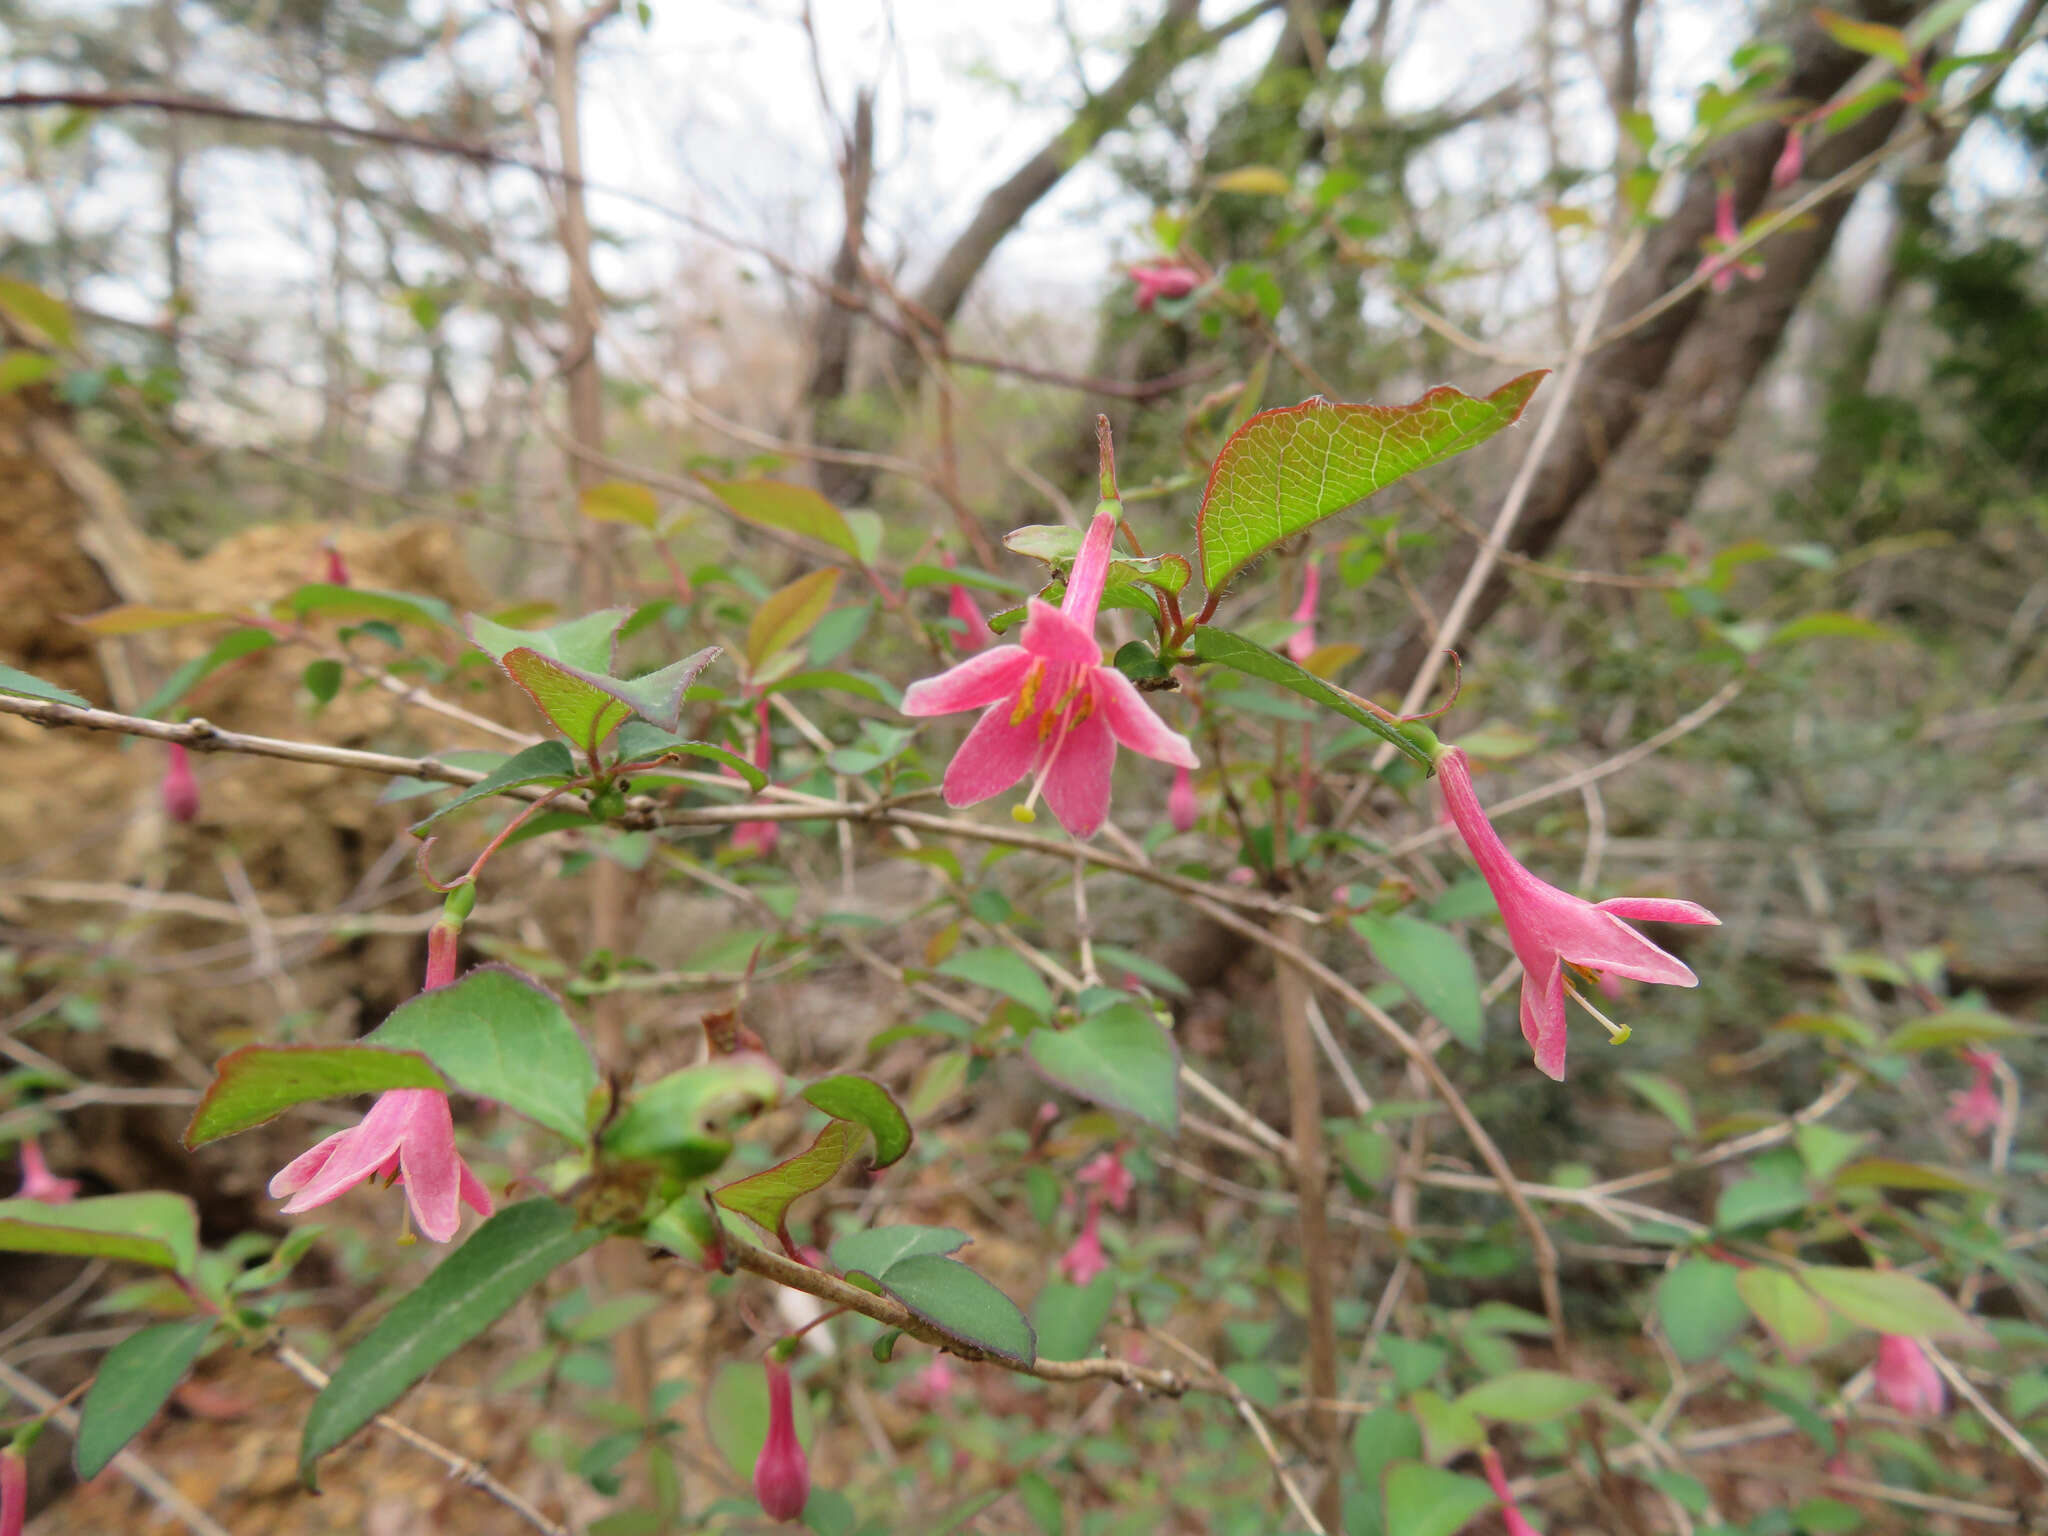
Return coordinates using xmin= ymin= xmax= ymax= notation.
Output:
xmin=1012 ymin=804 xmax=1037 ymax=824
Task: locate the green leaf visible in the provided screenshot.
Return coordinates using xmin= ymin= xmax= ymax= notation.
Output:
xmin=184 ymin=1044 xmax=447 ymax=1147
xmin=1092 ymin=944 xmax=1192 ymax=999
xmin=1618 ymin=1071 xmax=1697 ymax=1139
xmin=0 ymin=1193 xmax=199 ymax=1274
xmin=411 ymin=741 xmax=577 ymax=831
xmin=1456 ymin=1369 xmax=1602 ymax=1424
xmin=367 ymin=966 xmax=598 ymax=1146
xmin=828 ymin=1225 xmax=970 ymax=1281
xmin=1035 ymin=1271 xmax=1117 ymax=1362
xmin=1189 ymin=627 xmax=1431 ymax=767
xmin=1657 ymin=1259 xmax=1749 ymax=1362
xmin=1016 ymin=1469 xmax=1064 ymax=1536
xmin=1800 ymin=1267 xmax=1988 ymax=1344
xmin=802 ymin=1076 xmax=912 ymax=1167
xmin=1382 ymin=1462 xmax=1496 ymax=1536
xmin=1002 ymin=525 xmax=1193 ymax=598
xmin=1768 ymin=611 xmax=1905 ymax=647
xmin=1794 ymin=1123 xmax=1867 ymax=1181
xmin=611 ymin=723 xmax=765 ymax=787
xmin=0 ymin=661 xmax=90 ymax=708
xmin=1736 ymin=1267 xmax=1832 ymax=1360
xmin=1830 ymin=1158 xmax=1984 ymax=1193
xmin=1353 ymin=914 xmax=1484 ymax=1047
xmin=1196 ymin=373 xmax=1545 ymax=592
xmin=746 ymin=568 xmax=841 ymax=670
xmin=714 ymin=1118 xmax=863 ymax=1240
xmin=301 ymin=658 xmax=343 ymax=707
xmin=75 ymin=1320 xmax=214 ymax=1477
xmin=1378 ymin=1336 xmax=1446 ymax=1395
xmin=1354 ymin=1407 xmax=1423 ymax=1514
xmin=601 ymin=1057 xmax=784 ymax=1178
xmin=0 ymin=348 xmax=56 ymax=393
xmin=1407 ymin=1388 xmax=1485 ymax=1462
xmin=0 ymin=276 xmax=77 ymax=348
xmin=701 ymin=478 xmax=860 ymax=559
xmin=278 ymin=584 xmax=454 ymax=630
xmin=140 ymin=627 xmax=276 ymax=719
xmin=1024 ymin=1002 xmax=1179 ymax=1133
xmin=497 ymin=651 xmax=632 ymax=755
xmin=934 ymin=949 xmax=1054 ymax=1018
xmin=876 ymin=1255 xmax=1035 ymax=1365
xmin=299 ymin=1200 xmax=599 ymax=1486
xmin=580 ymin=480 xmax=661 ymax=528
xmin=1211 ymin=165 xmax=1292 ymax=196
xmin=466 ymin=609 xmax=626 ymax=673
xmin=1715 ymin=1171 xmax=1809 ymax=1232
xmin=1883 ymin=1010 xmax=2030 ymax=1053
xmin=1813 ymin=9 xmax=1913 ymax=66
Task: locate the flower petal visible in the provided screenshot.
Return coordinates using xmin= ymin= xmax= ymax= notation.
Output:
xmin=1519 ymin=962 xmax=1569 ymax=1082
xmin=1058 ymin=510 xmax=1118 ymax=629
xmin=1040 ymin=708 xmax=1116 ymax=839
xmin=394 ymin=1092 xmax=463 ymax=1243
xmin=1095 ymin=667 xmax=1198 ymax=768
xmin=942 ymin=704 xmax=1041 ymax=807
xmin=458 ymin=1158 xmax=495 ymax=1219
xmin=280 ymin=1096 xmax=409 ymax=1214
xmin=902 ymin=646 xmax=1031 ymax=717
xmin=268 ymin=1129 xmax=350 ymax=1198
xmin=1019 ymin=599 xmax=1100 ymax=667
xmin=1595 ymin=897 xmax=1720 ymax=927
xmin=1560 ymin=912 xmax=1698 ymax=988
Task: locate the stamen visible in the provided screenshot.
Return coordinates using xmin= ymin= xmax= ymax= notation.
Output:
xmin=1564 ymin=979 xmax=1632 ymax=1046
xmin=1009 ymin=661 xmax=1046 ymax=727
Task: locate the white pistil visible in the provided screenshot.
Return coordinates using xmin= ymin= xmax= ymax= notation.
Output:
xmin=1564 ymin=979 xmax=1632 ymax=1046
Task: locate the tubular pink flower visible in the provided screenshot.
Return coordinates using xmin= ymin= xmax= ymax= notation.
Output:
xmin=946 ymin=583 xmax=988 ymax=654
xmin=1168 ymin=764 xmax=1198 ymax=833
xmin=1076 ymin=1150 xmax=1135 ymax=1212
xmin=1435 ymin=747 xmax=1719 ymax=1079
xmin=753 ymin=1358 xmax=810 ymax=1523
xmin=1698 ymin=186 xmax=1763 ymax=293
xmin=162 ymin=743 xmax=200 ymax=824
xmin=902 ymin=510 xmax=1196 ymax=838
xmin=1947 ymin=1049 xmax=2001 ymax=1137
xmin=1129 ymin=259 xmax=1199 ymax=311
xmin=732 ymin=705 xmax=780 ymax=855
xmin=901 ymin=1354 xmax=960 ymax=1409
xmin=321 ymin=540 xmax=351 ymax=587
xmin=1285 ymin=557 xmax=1321 ymax=664
xmin=1874 ymin=1335 xmax=1945 ymax=1418
xmin=1059 ymin=1199 xmax=1109 ymax=1286
xmin=267 ymin=922 xmax=491 ymax=1243
xmin=1 ymin=1447 xmax=24 ymax=1536
xmin=14 ymin=1139 xmax=78 ymax=1204
xmin=1480 ymin=1447 xmax=1541 ymax=1536
xmin=1771 ymin=125 xmax=1806 ymax=190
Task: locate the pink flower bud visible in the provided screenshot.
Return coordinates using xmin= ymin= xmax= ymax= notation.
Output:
xmin=424 ymin=922 xmax=460 ymax=992
xmin=1168 ymin=764 xmax=1198 ymax=833
xmin=1771 ymin=125 xmax=1805 ymax=190
xmin=1285 ymin=557 xmax=1321 ymax=664
xmin=1947 ymin=1049 xmax=2001 ymax=1136
xmin=1874 ymin=1334 xmax=1945 ymax=1418
xmin=1 ymin=1446 xmax=25 ymax=1536
xmin=901 ymin=1354 xmax=959 ymax=1409
xmin=946 ymin=585 xmax=988 ymax=654
xmin=1129 ymin=260 xmax=1200 ymax=312
xmin=1058 ymin=1200 xmax=1108 ymax=1286
xmin=321 ymin=540 xmax=351 ymax=586
xmin=162 ymin=743 xmax=200 ymax=824
xmin=753 ymin=1358 xmax=810 ymax=1523
xmin=15 ymin=1139 xmax=78 ymax=1204
xmin=1076 ymin=1150 xmax=1135 ymax=1212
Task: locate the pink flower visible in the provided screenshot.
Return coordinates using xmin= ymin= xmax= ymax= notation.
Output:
xmin=1771 ymin=125 xmax=1806 ymax=190
xmin=1480 ymin=1447 xmax=1541 ymax=1536
xmin=732 ymin=705 xmax=780 ymax=856
xmin=14 ymin=1139 xmax=78 ymax=1203
xmin=902 ymin=509 xmax=1197 ymax=838
xmin=267 ymin=919 xmax=491 ymax=1242
xmin=320 ymin=540 xmax=351 ymax=587
xmin=1168 ymin=764 xmax=1198 ymax=833
xmin=1129 ymin=259 xmax=1200 ymax=311
xmin=1076 ymin=1150 xmax=1135 ymax=1212
xmin=1874 ymin=1334 xmax=1945 ymax=1418
xmin=753 ymin=1358 xmax=810 ymax=1523
xmin=901 ymin=1354 xmax=960 ymax=1409
xmin=1948 ymin=1049 xmax=2002 ymax=1137
xmin=1 ymin=1446 xmax=24 ymax=1536
xmin=1285 ymin=557 xmax=1321 ymax=664
xmin=1059 ymin=1201 xmax=1109 ymax=1286
xmin=1435 ymin=746 xmax=1719 ymax=1079
xmin=1698 ymin=187 xmax=1764 ymax=293
xmin=946 ymin=583 xmax=988 ymax=654
xmin=162 ymin=743 xmax=199 ymax=824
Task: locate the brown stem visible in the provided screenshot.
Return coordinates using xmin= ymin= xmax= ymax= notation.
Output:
xmin=1275 ymin=914 xmax=1343 ymax=1528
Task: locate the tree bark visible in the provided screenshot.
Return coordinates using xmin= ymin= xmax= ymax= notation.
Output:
xmin=1363 ymin=0 xmax=1918 ymax=691
xmin=805 ymin=88 xmax=876 ymax=505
